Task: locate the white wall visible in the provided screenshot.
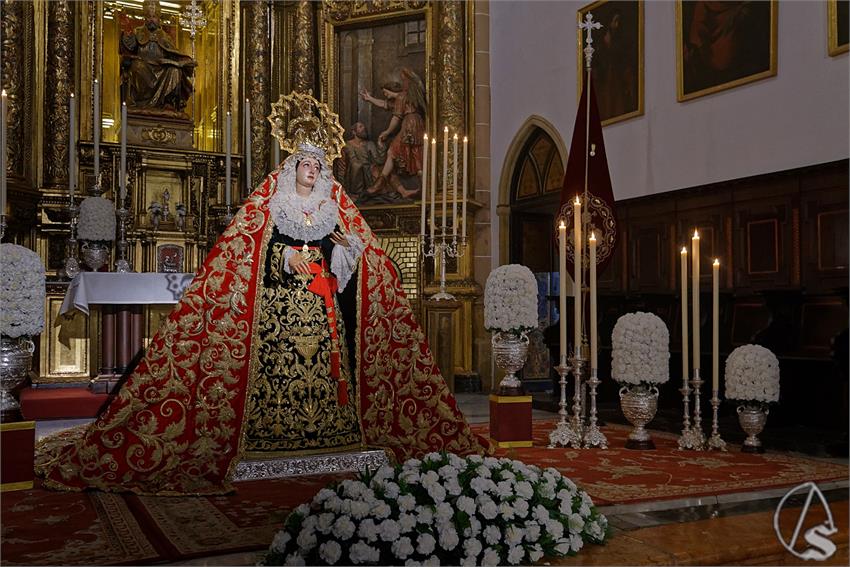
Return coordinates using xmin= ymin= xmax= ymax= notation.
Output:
xmin=490 ymin=0 xmax=849 ymax=265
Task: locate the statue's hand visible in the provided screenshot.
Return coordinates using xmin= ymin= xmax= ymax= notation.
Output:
xmin=359 ymin=88 xmax=371 ymax=101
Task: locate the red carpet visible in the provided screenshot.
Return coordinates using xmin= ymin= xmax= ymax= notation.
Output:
xmin=472 ymin=419 xmax=848 ymax=505
xmin=20 ymin=387 xmax=110 ymax=420
xmin=2 ymin=421 xmax=846 ymax=565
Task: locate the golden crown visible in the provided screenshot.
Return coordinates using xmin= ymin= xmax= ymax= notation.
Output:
xmin=267 ymin=91 xmax=346 ymax=162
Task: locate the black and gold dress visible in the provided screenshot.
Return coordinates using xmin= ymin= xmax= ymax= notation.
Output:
xmin=243 ymin=210 xmax=364 ymax=455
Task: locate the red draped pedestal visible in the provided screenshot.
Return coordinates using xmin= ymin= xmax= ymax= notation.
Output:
xmin=488 ymin=395 xmax=533 ymax=448
xmin=1 ymin=421 xmax=35 ymax=491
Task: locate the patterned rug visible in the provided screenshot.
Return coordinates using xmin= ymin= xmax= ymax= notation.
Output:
xmin=3 ymin=422 xmax=846 ymax=565
xmin=472 ymin=419 xmax=848 ymax=505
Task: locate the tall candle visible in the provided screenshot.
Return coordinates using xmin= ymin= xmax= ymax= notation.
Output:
xmin=244 ymin=99 xmax=251 ymax=191
xmin=573 ymin=196 xmax=582 ymax=355
xmin=712 ymin=258 xmax=720 ymax=391
xmin=93 ymin=79 xmax=100 ymax=179
xmin=452 ymin=133 xmax=458 ymax=237
xmin=69 ymin=93 xmax=76 ymax=203
xmin=692 ymin=229 xmax=700 ymax=370
xmin=461 ymin=136 xmax=468 ymax=237
xmin=0 ymin=90 xmax=6 ymax=215
xmin=420 ymin=133 xmax=429 ymax=238
xmin=273 ymin=135 xmax=280 ymax=166
xmin=680 ymin=247 xmax=689 ymax=385
xmin=589 ymin=231 xmax=597 ymax=370
xmin=225 ymin=111 xmax=232 ymax=206
xmin=441 ymin=126 xmax=448 ymax=234
xmin=429 ymin=138 xmax=437 ymax=241
xmin=558 ymin=221 xmax=567 ymax=362
xmin=119 ymin=102 xmax=127 ymax=203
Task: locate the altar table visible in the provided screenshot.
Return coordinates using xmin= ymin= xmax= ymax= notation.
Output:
xmin=61 ymin=272 xmax=194 ymax=379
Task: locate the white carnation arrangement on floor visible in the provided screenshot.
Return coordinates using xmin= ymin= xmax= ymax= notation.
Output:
xmin=77 ymin=196 xmax=116 ymax=241
xmin=0 ymin=243 xmax=46 ymax=338
xmin=611 ymin=311 xmax=670 ymax=388
xmin=262 ymin=453 xmax=608 ymax=566
xmin=484 ymin=264 xmax=539 ymax=335
xmin=724 ymin=344 xmax=780 ymax=407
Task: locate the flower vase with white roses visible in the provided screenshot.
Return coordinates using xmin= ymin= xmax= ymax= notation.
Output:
xmin=484 ymin=264 xmax=539 ymax=394
xmin=77 ymin=196 xmax=116 ymax=271
xmin=724 ymin=344 xmax=780 ymax=452
xmin=611 ymin=312 xmax=670 ymax=449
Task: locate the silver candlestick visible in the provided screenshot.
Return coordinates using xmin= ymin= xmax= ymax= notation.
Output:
xmin=63 ymin=203 xmax=81 ymax=279
xmin=582 ymin=368 xmax=607 ymax=448
xmin=678 ymin=381 xmax=702 ymax=450
xmin=0 ymin=213 xmax=6 ymax=241
xmin=548 ymin=354 xmax=582 ymax=448
xmin=689 ymin=369 xmax=707 ymax=448
xmin=569 ymin=351 xmax=586 ymax=443
xmin=115 ymin=207 xmax=131 ymax=273
xmin=707 ymin=390 xmax=727 ymax=450
xmin=421 ymin=233 xmax=466 ymax=301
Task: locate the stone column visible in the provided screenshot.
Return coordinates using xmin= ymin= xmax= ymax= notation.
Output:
xmin=43 ymin=0 xmax=74 ymax=188
xmin=437 ymin=1 xmax=465 ymax=134
xmin=292 ymin=0 xmax=316 ymax=94
xmin=244 ymin=0 xmax=270 ymax=188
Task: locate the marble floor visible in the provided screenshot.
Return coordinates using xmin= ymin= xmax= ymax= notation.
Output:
xmin=32 ymin=392 xmax=849 ymax=565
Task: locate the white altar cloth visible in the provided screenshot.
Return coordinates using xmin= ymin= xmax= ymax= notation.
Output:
xmin=60 ymin=272 xmax=195 ymax=316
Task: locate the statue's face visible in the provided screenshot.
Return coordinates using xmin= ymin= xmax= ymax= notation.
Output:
xmin=353 ymin=123 xmax=367 ymax=139
xmin=296 ymin=158 xmax=321 ymax=188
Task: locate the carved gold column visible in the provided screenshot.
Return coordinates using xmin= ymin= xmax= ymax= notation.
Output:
xmin=43 ymin=0 xmax=74 ymax=188
xmin=245 ymin=0 xmax=270 ymax=187
xmin=292 ymin=0 xmax=316 ymax=94
xmin=437 ymin=1 xmax=464 ymax=133
xmin=1 ymin=0 xmax=26 ymax=184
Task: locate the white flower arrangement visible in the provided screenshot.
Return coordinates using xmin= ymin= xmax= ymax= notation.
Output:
xmin=0 ymin=244 xmax=46 ymax=338
xmin=611 ymin=311 xmax=670 ymax=387
xmin=262 ymin=453 xmax=608 ymax=566
xmin=724 ymin=344 xmax=780 ymax=406
xmin=78 ymin=196 xmax=116 ymax=241
xmin=484 ymin=264 xmax=539 ymax=335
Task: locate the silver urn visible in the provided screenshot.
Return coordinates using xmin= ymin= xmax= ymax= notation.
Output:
xmin=0 ymin=336 xmax=34 ymax=420
xmin=81 ymin=241 xmax=110 ymax=271
xmin=492 ymin=331 xmax=529 ymax=394
xmin=737 ymin=405 xmax=768 ymax=453
xmin=619 ymin=385 xmax=659 ymax=449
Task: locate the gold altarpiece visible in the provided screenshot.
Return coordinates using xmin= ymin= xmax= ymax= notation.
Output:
xmin=9 ymin=0 xmax=482 ymax=389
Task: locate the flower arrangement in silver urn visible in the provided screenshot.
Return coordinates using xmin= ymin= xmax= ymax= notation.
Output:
xmin=77 ymin=195 xmax=116 ymax=271
xmin=484 ymin=264 xmax=539 ymax=395
xmin=724 ymin=344 xmax=780 ymax=453
xmin=611 ymin=311 xmax=670 ymax=449
xmin=262 ymin=452 xmax=608 ymax=566
xmin=0 ymin=243 xmax=45 ymax=421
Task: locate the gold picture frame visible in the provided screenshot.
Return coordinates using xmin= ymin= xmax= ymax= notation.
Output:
xmin=577 ymin=0 xmax=644 ymax=126
xmin=828 ymin=0 xmax=849 ymax=56
xmin=676 ymin=1 xmax=778 ymax=102
xmin=320 ymin=2 xmax=433 ymax=208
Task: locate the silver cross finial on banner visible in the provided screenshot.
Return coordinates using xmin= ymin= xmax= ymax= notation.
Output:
xmin=579 ymin=12 xmax=603 ymax=69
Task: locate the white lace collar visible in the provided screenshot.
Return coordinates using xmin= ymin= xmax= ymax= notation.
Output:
xmin=269 ymin=174 xmax=339 ymax=242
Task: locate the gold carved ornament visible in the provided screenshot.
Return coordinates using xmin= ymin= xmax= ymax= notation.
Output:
xmin=267 ymin=91 xmax=345 ymax=162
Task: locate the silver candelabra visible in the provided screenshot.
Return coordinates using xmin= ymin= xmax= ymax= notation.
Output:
xmin=63 ymin=202 xmax=81 ymax=278
xmin=421 ymin=232 xmax=467 ymax=301
xmin=583 ymin=368 xmax=608 ymax=448
xmin=707 ymin=390 xmax=727 ymax=450
xmin=548 ymin=352 xmax=584 ymax=448
xmin=678 ymin=381 xmax=703 ymax=450
xmin=689 ymin=369 xmax=707 ymax=449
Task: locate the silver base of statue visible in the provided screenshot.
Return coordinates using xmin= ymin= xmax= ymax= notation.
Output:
xmin=234 ymin=449 xmax=390 ymax=482
xmin=707 ymin=390 xmax=727 ymax=451
xmin=582 ymin=369 xmax=607 ymax=449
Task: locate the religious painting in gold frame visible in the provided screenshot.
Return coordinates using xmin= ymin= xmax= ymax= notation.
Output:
xmin=676 ymin=1 xmax=777 ymax=102
xmin=828 ymin=0 xmax=849 ymax=56
xmin=577 ymin=0 xmax=644 ymax=126
xmin=320 ymin=2 xmax=432 ymax=209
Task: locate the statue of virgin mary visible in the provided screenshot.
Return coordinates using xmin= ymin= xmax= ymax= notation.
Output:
xmin=35 ymin=93 xmax=488 ymax=495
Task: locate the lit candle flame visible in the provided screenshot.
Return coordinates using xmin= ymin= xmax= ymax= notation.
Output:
xmin=463 ymin=136 xmax=468 ymax=142
xmin=574 ymin=196 xmax=581 ymax=206
xmin=453 ymin=133 xmax=458 ymax=140
xmin=444 ymin=126 xmax=449 ymax=132
xmin=424 ymin=133 xmax=428 ymax=141
xmin=559 ymin=220 xmax=565 ymax=229
xmin=681 ymin=246 xmax=687 ymax=254
xmin=590 ymin=231 xmax=596 ymax=241
xmin=693 ymin=229 xmax=699 ymax=239
xmin=713 ymin=258 xmax=720 ymax=266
